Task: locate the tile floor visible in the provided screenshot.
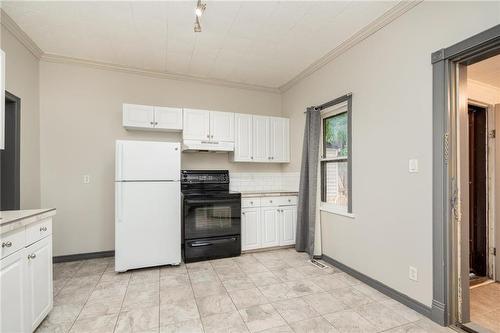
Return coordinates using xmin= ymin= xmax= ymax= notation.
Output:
xmin=37 ymin=249 xmax=456 ymax=333
xmin=470 ymin=282 xmax=500 ymax=332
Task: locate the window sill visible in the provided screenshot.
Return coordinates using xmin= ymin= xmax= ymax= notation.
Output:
xmin=320 ymin=203 xmax=355 ymax=219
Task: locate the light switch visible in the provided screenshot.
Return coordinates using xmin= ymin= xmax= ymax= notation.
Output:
xmin=83 ymin=175 xmax=91 ymax=184
xmin=409 ymin=159 xmax=418 ymax=173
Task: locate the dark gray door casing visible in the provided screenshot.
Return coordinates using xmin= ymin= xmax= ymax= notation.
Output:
xmin=432 ymin=24 xmax=500 ymax=326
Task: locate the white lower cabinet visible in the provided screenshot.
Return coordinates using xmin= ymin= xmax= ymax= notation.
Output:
xmin=261 ymin=207 xmax=280 ymax=248
xmin=0 ymin=218 xmax=53 ymax=333
xmin=26 ymin=235 xmax=53 ymax=331
xmin=241 ymin=208 xmax=261 ymax=251
xmin=0 ymin=249 xmax=28 ymax=333
xmin=279 ymin=206 xmax=297 ymax=246
xmin=241 ymin=196 xmax=297 ymax=251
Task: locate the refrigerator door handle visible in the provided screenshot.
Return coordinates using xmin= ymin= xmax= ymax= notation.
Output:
xmin=116 ymin=182 xmax=123 ymax=223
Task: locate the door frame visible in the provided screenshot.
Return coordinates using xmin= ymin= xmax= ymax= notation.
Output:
xmin=1 ymin=91 xmax=21 ymax=210
xmin=432 ymin=24 xmax=500 ymax=326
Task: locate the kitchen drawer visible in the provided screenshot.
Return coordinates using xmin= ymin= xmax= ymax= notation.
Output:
xmin=26 ymin=219 xmax=52 ymax=246
xmin=1 ymin=228 xmax=25 ymax=259
xmin=242 ymin=198 xmax=261 ymax=208
xmin=260 ymin=196 xmax=281 ymax=207
xmin=279 ymin=196 xmax=297 ymax=206
xmin=260 ymin=196 xmax=297 ymax=207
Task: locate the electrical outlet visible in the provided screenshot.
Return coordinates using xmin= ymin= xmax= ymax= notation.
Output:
xmin=83 ymin=175 xmax=91 ymax=184
xmin=409 ymin=159 xmax=419 ymax=173
xmin=409 ymin=266 xmax=418 ymax=281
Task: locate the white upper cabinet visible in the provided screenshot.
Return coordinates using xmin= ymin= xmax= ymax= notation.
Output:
xmin=183 ymin=109 xmax=211 ymax=140
xmin=252 ymin=116 xmax=269 ymax=162
xmin=234 ymin=114 xmax=253 ymax=161
xmin=233 ymin=115 xmax=289 ymax=163
xmin=153 ymin=107 xmax=182 ymax=131
xmin=210 ymin=111 xmax=234 ymax=142
xmin=0 ymin=49 xmax=4 ymax=150
xmin=269 ymin=117 xmax=290 ymax=162
xmin=123 ymin=104 xmax=154 ymax=129
xmin=123 ymin=104 xmax=182 ymax=131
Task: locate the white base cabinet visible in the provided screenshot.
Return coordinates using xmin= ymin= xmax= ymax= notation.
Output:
xmin=241 ymin=196 xmax=297 ymax=251
xmin=0 ymin=218 xmax=54 ymax=333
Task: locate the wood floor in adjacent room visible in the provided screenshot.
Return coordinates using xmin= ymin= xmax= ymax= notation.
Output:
xmin=471 ymin=282 xmax=500 ymax=332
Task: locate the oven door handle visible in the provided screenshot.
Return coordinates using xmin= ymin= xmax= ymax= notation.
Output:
xmin=189 ymin=237 xmax=238 ymax=247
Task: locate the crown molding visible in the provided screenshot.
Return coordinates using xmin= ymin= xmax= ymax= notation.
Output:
xmin=0 ymin=9 xmax=43 ymax=59
xmin=40 ymin=53 xmax=281 ymax=94
xmin=468 ymin=78 xmax=500 ymax=92
xmin=279 ymin=1 xmax=423 ymax=93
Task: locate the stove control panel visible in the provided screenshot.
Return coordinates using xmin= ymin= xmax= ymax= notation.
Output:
xmin=181 ymin=170 xmax=229 ymax=184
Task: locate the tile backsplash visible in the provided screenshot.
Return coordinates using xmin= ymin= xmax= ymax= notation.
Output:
xmin=229 ymin=172 xmax=300 ymax=192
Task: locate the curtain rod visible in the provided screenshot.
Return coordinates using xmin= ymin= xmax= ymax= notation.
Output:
xmin=304 ymin=92 xmax=352 ymax=113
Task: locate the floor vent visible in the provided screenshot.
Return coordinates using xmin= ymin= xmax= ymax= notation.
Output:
xmin=310 ymin=259 xmax=327 ymax=269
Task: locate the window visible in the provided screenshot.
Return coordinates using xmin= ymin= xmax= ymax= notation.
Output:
xmin=320 ymin=95 xmax=352 ymax=215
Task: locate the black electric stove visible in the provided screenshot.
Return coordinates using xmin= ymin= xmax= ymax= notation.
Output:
xmin=181 ymin=170 xmax=241 ymax=262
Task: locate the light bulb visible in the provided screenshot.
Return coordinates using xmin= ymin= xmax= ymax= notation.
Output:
xmin=195 ymin=7 xmax=203 ymax=17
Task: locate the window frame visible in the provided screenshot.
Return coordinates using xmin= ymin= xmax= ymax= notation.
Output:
xmin=319 ymin=95 xmax=353 ymax=216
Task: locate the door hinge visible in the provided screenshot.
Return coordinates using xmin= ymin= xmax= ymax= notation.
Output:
xmin=489 ymin=130 xmax=496 ymax=139
xmin=493 ymin=247 xmax=497 ymax=256
xmin=444 ymin=133 xmax=449 ymax=164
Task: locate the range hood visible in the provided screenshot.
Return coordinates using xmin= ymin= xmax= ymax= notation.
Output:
xmin=182 ymin=139 xmax=234 ymax=152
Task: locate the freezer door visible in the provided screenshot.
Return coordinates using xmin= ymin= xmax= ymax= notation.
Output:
xmin=115 ymin=181 xmax=181 ymax=271
xmin=116 ymin=140 xmax=180 ymax=181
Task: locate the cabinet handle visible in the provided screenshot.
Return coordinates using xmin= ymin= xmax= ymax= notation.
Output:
xmin=155 ymin=122 xmax=158 ymax=125
xmin=2 ymin=241 xmax=12 ymax=248
xmin=251 ymin=157 xmax=253 ymax=160
xmin=242 ymin=212 xmax=246 ymax=215
xmin=207 ymin=134 xmax=210 ymax=138
xmin=28 ymin=253 xmax=36 ymax=260
xmin=250 ymin=201 xmax=253 ymax=204
xmin=40 ymin=226 xmax=47 ymax=232
xmin=211 ymin=135 xmax=214 ymax=138
xmin=150 ymin=121 xmax=154 ymax=125
xmin=270 ymin=200 xmax=273 ymax=203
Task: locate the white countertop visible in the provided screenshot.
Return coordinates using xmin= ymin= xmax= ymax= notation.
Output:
xmin=240 ymin=191 xmax=299 ymax=198
xmin=0 ymin=209 xmax=56 ymax=233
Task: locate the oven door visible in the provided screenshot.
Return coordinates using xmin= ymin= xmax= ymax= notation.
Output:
xmin=183 ymin=196 xmax=241 ymax=239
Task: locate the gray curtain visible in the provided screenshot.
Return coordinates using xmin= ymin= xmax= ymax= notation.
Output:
xmin=295 ymin=107 xmax=321 ymax=256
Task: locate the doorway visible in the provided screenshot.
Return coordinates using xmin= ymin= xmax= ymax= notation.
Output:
xmin=468 ymin=104 xmax=488 ymax=284
xmin=432 ymin=24 xmax=500 ymax=331
xmin=0 ymin=91 xmax=21 ymax=210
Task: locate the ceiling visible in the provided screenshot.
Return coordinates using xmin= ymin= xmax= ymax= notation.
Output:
xmin=2 ymin=1 xmax=400 ymax=89
xmin=468 ymin=54 xmax=500 ymax=89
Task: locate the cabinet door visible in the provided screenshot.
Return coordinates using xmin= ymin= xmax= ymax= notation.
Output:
xmin=234 ymin=114 xmax=253 ymax=162
xmin=183 ymin=109 xmax=210 ymax=140
xmin=242 ymin=208 xmax=261 ymax=251
xmin=280 ymin=206 xmax=297 ymax=246
xmin=210 ymin=111 xmax=234 ymax=142
xmin=123 ymin=104 xmax=154 ymax=128
xmin=1 ymin=249 xmax=28 ymax=333
xmin=154 ymin=107 xmax=183 ymax=131
xmin=252 ymin=116 xmax=269 ymax=162
xmin=269 ymin=117 xmax=290 ymax=163
xmin=261 ymin=207 xmax=280 ymax=248
xmin=26 ymin=236 xmax=53 ymax=331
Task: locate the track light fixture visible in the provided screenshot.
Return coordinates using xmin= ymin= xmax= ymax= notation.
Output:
xmin=194 ymin=0 xmax=206 ymax=32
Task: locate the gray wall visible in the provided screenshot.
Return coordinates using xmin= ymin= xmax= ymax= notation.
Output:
xmin=281 ymin=1 xmax=500 ymax=306
xmin=39 ymin=61 xmax=283 ymax=256
xmin=1 ymin=26 xmax=41 ymax=209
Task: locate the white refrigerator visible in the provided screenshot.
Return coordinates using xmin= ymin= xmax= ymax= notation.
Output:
xmin=115 ymin=140 xmax=181 ymax=272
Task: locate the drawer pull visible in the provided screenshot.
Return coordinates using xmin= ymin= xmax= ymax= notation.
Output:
xmin=40 ymin=226 xmax=48 ymax=232
xmin=250 ymin=201 xmax=253 ymax=204
xmin=270 ymin=200 xmax=273 ymax=203
xmin=28 ymin=253 xmax=37 ymax=260
xmin=288 ymin=199 xmax=291 ymax=202
xmin=2 ymin=241 xmax=12 ymax=248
